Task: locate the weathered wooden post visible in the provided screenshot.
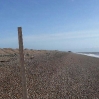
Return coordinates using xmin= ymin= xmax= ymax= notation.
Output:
xmin=18 ymin=27 xmax=27 ymax=99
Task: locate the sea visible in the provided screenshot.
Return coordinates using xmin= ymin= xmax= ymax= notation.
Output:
xmin=76 ymin=52 xmax=99 ymax=58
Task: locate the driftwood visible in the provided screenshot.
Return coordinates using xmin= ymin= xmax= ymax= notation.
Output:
xmin=0 ymin=60 xmax=10 ymax=62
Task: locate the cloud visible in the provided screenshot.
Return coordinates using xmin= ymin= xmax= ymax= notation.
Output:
xmin=1 ymin=30 xmax=99 ymax=43
xmin=0 ymin=30 xmax=99 ymax=51
xmin=23 ymin=30 xmax=99 ymax=42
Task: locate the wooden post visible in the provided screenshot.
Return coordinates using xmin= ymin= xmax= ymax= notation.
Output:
xmin=18 ymin=27 xmax=27 ymax=99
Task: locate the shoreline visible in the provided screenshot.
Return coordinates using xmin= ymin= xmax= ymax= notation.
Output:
xmin=75 ymin=52 xmax=99 ymax=58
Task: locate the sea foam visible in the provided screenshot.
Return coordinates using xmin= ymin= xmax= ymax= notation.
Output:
xmin=76 ymin=53 xmax=99 ymax=58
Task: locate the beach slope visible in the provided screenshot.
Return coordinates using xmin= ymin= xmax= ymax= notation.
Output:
xmin=0 ymin=50 xmax=99 ymax=99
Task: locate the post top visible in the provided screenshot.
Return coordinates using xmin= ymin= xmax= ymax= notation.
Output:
xmin=18 ymin=27 xmax=22 ymax=29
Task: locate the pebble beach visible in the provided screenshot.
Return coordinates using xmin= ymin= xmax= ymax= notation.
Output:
xmin=0 ymin=50 xmax=99 ymax=99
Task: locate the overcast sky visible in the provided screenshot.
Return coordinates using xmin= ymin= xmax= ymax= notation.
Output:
xmin=0 ymin=0 xmax=99 ymax=52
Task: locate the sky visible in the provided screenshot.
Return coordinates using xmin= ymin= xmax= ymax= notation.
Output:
xmin=0 ymin=0 xmax=99 ymax=52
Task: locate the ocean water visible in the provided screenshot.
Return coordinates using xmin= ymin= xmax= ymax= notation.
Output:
xmin=76 ymin=52 xmax=99 ymax=58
